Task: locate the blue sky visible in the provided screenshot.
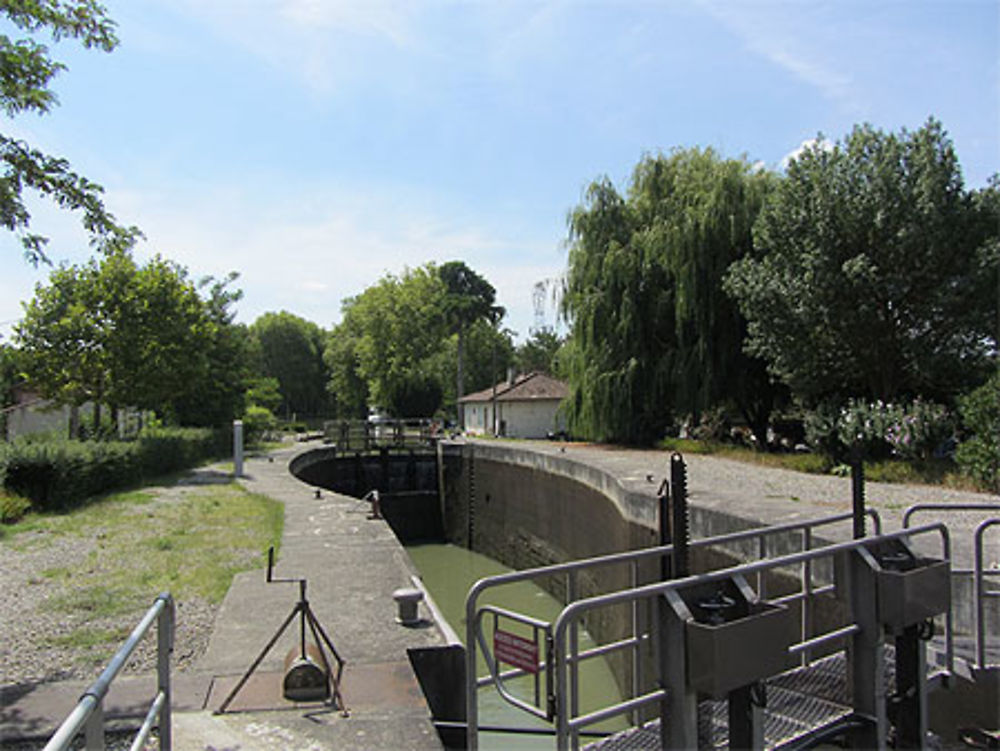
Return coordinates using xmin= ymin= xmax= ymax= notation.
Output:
xmin=2 ymin=0 xmax=997 ymax=343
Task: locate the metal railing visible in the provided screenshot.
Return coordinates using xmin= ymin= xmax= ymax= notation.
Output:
xmin=550 ymin=522 xmax=950 ymax=750
xmin=322 ymin=418 xmax=439 ymax=452
xmin=465 ymin=508 xmax=882 ymax=750
xmin=974 ymin=518 xmax=1000 ymax=668
xmin=44 ymin=593 xmax=174 ymax=751
xmin=903 ymin=503 xmax=1000 ymax=669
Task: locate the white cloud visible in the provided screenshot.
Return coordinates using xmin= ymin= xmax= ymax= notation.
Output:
xmin=164 ymin=0 xmax=422 ymax=96
xmin=99 ymin=180 xmax=562 ymax=340
xmin=698 ymin=1 xmax=858 ymax=110
xmin=780 ymin=137 xmax=834 ymax=170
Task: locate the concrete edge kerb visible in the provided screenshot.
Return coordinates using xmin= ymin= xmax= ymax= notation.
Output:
xmin=451 ymin=440 xmax=663 ymax=529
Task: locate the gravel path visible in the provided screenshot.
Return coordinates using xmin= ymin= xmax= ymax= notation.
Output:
xmin=0 ymin=470 xmax=228 ymax=689
xmin=518 ymin=441 xmax=1000 ymax=567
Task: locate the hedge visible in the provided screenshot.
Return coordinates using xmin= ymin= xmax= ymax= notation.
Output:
xmin=0 ymin=427 xmax=231 ymax=511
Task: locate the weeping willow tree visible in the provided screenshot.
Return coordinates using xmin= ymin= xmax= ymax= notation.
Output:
xmin=562 ymin=148 xmax=780 ymax=445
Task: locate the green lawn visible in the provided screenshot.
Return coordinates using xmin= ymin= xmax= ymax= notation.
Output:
xmin=3 ymin=478 xmax=283 ymax=668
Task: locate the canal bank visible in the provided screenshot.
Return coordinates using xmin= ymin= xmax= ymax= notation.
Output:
xmin=1 ymin=442 xmax=453 ymax=750
xmin=292 ymin=436 xmax=997 ymax=738
xmin=6 ymin=437 xmax=996 ymax=748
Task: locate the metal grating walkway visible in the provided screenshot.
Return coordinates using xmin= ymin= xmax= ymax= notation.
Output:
xmin=585 ymin=651 xmax=901 ymax=750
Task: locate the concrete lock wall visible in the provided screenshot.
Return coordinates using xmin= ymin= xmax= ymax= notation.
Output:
xmin=438 ymin=442 xmax=867 ymax=703
xmin=290 ymin=447 xmax=443 ymax=542
xmin=440 ymin=443 xmax=663 ymax=697
xmin=294 ymin=442 xmax=847 ymax=702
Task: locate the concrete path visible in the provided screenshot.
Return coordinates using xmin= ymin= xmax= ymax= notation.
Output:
xmin=169 ymin=443 xmax=448 ymax=750
xmin=2 ymin=443 xmax=449 ymax=750
xmin=497 ymin=440 xmax=999 ymax=566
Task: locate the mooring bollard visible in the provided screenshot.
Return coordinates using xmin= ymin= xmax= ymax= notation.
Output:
xmin=393 ymin=587 xmax=423 ymax=626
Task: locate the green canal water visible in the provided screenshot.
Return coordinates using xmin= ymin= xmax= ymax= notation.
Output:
xmin=406 ymin=543 xmax=627 ymax=750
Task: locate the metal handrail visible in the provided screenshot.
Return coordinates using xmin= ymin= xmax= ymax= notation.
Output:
xmin=44 ymin=593 xmax=174 ymax=751
xmin=974 ymin=518 xmax=1000 ymax=668
xmin=551 ymin=523 xmax=950 ymax=749
xmin=464 ymin=508 xmax=883 ymax=750
xmin=322 ymin=418 xmax=438 ymax=452
xmin=903 ymin=503 xmax=1000 ymax=668
xmin=474 ymin=605 xmax=552 ymax=720
xmin=902 ymin=503 xmax=1000 ymax=544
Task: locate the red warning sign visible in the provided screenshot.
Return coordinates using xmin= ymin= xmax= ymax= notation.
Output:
xmin=494 ymin=629 xmax=539 ymax=674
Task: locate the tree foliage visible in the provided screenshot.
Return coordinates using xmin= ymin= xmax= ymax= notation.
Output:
xmin=427 ymin=318 xmax=515 ymax=409
xmin=956 ymin=371 xmax=1000 ymax=492
xmin=437 ymin=260 xmax=504 ymax=413
xmin=15 ymin=252 xmax=249 ymax=427
xmin=1 ymin=0 xmax=138 ymax=263
xmin=326 ymin=265 xmax=449 ymax=417
xmin=725 ymin=119 xmax=998 ymax=406
xmin=166 ymin=274 xmax=252 ymax=427
xmin=515 ymin=327 xmax=565 ymax=376
xmin=562 ymin=148 xmax=778 ymax=444
xmin=323 ymin=262 xmax=513 ymax=419
xmin=250 ymin=311 xmax=331 ymax=418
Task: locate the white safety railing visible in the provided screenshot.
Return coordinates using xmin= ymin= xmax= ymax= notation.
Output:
xmin=44 ymin=593 xmax=174 ymax=751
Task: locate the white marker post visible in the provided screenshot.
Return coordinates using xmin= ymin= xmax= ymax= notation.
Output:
xmin=233 ymin=419 xmax=244 ymax=478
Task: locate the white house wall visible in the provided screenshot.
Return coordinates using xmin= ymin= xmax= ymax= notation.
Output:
xmin=497 ymin=401 xmax=564 ymax=439
xmin=464 ymin=403 xmax=489 ymax=435
xmin=5 ymin=402 xmax=93 ymax=441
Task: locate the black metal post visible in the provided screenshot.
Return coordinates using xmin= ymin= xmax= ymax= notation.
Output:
xmin=658 ymin=480 xmax=671 ymax=581
xmin=851 ymin=444 xmax=866 ymax=539
xmin=671 ymin=453 xmax=690 ymax=578
xmin=892 ymin=624 xmax=924 ymax=749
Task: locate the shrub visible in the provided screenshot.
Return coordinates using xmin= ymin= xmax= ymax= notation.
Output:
xmin=806 ymin=398 xmax=955 ymax=464
xmin=884 ymin=399 xmax=955 ymax=461
xmin=135 ymin=426 xmax=222 ymax=476
xmin=242 ymin=405 xmax=277 ymax=445
xmin=956 ymin=373 xmax=1000 ymax=493
xmin=0 ymin=427 xmax=227 ymax=511
xmin=803 ymin=402 xmax=847 ymax=461
xmin=0 ymin=489 xmax=30 ymax=523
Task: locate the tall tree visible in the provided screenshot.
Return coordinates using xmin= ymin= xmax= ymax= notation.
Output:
xmin=427 ymin=318 xmax=515 ymax=409
xmin=438 ymin=261 xmax=504 ymax=422
xmin=16 ymin=251 xmax=246 ymax=428
xmin=326 ymin=265 xmax=448 ymax=417
xmin=725 ymin=119 xmax=998 ymax=406
xmin=515 ymin=327 xmax=565 ymax=375
xmin=562 ymin=149 xmax=779 ymax=445
xmin=250 ymin=311 xmax=331 ymax=419
xmin=1 ymin=0 xmax=138 ymax=263
xmin=167 ymin=274 xmax=252 ymax=427
xmin=0 ymin=342 xmax=21 ymax=436
xmin=15 ymin=262 xmax=104 ymax=426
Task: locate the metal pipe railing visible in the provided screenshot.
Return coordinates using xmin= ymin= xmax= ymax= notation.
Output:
xmin=44 ymin=593 xmax=174 ymax=751
xmin=464 ymin=508 xmax=884 ymax=750
xmin=902 ymin=503 xmax=1000 ymax=530
xmin=974 ymin=518 xmax=1000 ymax=669
xmin=551 ymin=522 xmax=949 ymax=749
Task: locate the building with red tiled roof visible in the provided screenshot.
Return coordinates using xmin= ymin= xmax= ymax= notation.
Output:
xmin=458 ymin=371 xmax=568 ymax=438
